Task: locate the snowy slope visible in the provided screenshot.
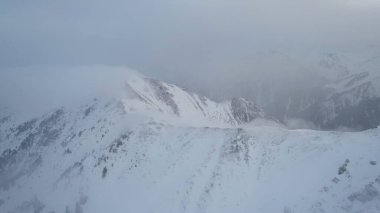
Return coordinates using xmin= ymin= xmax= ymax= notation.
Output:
xmin=122 ymin=74 xmax=265 ymax=127
xmin=0 ymin=71 xmax=379 ymax=213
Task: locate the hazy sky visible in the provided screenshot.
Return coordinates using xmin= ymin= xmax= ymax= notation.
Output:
xmin=1 ymin=0 xmax=379 ymax=69
xmin=1 ymin=0 xmax=380 ymax=113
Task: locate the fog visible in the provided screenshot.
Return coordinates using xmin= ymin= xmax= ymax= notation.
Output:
xmin=1 ymin=0 xmax=380 ymax=129
xmin=1 ymin=3 xmax=380 ymax=213
xmin=0 ymin=66 xmax=136 ymax=119
xmin=1 ymin=1 xmax=379 ymax=69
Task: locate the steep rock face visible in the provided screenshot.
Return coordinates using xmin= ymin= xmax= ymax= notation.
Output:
xmin=146 ymin=78 xmax=180 ymax=116
xmin=230 ymin=98 xmax=265 ymax=123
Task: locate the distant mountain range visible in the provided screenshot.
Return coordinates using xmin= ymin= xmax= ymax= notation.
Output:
xmin=212 ymin=51 xmax=380 ymax=130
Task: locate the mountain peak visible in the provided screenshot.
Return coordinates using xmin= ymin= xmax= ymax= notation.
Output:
xmin=122 ymin=74 xmax=267 ymax=127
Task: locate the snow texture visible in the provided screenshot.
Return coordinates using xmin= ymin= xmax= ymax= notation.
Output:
xmin=0 ymin=72 xmax=379 ymax=213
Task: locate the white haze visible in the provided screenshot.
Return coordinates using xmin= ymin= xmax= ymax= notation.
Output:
xmin=0 ymin=66 xmax=136 ymax=119
xmin=1 ymin=0 xmax=379 ymax=69
xmin=0 ymin=0 xmax=380 ymax=128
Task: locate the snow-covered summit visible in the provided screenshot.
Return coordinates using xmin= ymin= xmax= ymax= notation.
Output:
xmin=122 ymin=73 xmax=266 ymax=127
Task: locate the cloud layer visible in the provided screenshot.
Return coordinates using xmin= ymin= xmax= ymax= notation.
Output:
xmin=1 ymin=0 xmax=379 ymax=110
xmin=1 ymin=0 xmax=379 ymax=68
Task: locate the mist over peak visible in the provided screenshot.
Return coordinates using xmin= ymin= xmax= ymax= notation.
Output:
xmin=1 ymin=2 xmax=380 ymax=212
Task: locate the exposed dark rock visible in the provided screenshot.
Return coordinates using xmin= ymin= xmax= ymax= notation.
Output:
xmin=148 ymin=79 xmax=179 ymax=116
xmin=230 ymin=98 xmax=264 ymax=123
xmin=83 ymin=105 xmax=95 ymax=119
xmin=332 ymin=177 xmax=340 ymax=184
xmin=15 ymin=118 xmax=37 ymax=136
xmin=348 ymin=184 xmax=379 ymax=203
xmin=56 ymin=162 xmax=84 ymax=184
xmin=109 ymin=132 xmax=132 ymax=153
xmin=0 ymin=116 xmax=10 ymax=124
xmin=375 ymin=175 xmax=380 ymax=184
xmin=0 ymin=149 xmax=17 ymax=172
xmin=64 ymin=148 xmax=72 ymax=155
xmin=96 ymin=155 xmax=109 ymax=166
xmin=338 ymin=159 xmax=349 ymax=175
xmin=224 ymin=130 xmax=250 ymax=164
xmin=37 ymin=109 xmax=65 ymax=146
xmin=0 ymin=142 xmax=42 ymax=190
xmin=343 ymin=72 xmax=370 ymax=88
xmin=19 ymin=133 xmax=37 ymax=150
xmin=102 ymin=167 xmax=108 ymax=178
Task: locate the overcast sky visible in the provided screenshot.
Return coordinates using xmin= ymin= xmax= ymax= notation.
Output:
xmin=1 ymin=0 xmax=379 ymax=68
xmin=1 ymin=0 xmax=380 ymax=113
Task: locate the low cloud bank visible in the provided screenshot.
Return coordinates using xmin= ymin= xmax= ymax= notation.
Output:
xmin=0 ymin=66 xmax=136 ymax=118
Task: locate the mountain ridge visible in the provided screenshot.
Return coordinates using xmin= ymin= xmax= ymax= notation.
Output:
xmin=0 ymin=69 xmax=379 ymax=213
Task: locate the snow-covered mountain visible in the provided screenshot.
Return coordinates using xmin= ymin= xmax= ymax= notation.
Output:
xmin=0 ymin=70 xmax=379 ymax=213
xmin=316 ymin=69 xmax=380 ymax=129
xmin=229 ymin=51 xmax=380 ymax=130
xmin=122 ymin=74 xmax=265 ymax=127
xmin=292 ymin=54 xmax=380 ymax=130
